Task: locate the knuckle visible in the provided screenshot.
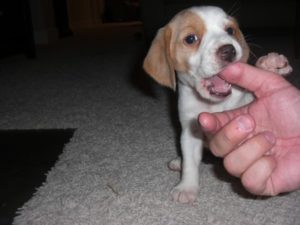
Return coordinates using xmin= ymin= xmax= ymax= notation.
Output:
xmin=209 ymin=142 xmax=224 ymax=157
xmin=209 ymin=132 xmax=233 ymax=157
xmin=241 ymin=167 xmax=260 ymax=194
xmin=241 ymin=175 xmax=261 ymax=195
xmin=223 ymin=155 xmax=242 ymax=177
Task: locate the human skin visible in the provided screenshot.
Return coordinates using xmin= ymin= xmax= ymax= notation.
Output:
xmin=199 ymin=62 xmax=300 ymax=196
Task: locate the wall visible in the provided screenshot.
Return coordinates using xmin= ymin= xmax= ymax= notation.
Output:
xmin=68 ymin=0 xmax=104 ymax=29
xmin=29 ymin=0 xmax=105 ymax=44
xmin=29 ymin=0 xmax=58 ymax=44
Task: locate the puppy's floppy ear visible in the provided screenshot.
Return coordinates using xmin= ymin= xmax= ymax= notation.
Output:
xmin=230 ymin=17 xmax=250 ymax=63
xmin=236 ymin=27 xmax=249 ymax=63
xmin=143 ymin=26 xmax=176 ymax=90
xmin=240 ymin=34 xmax=250 ymax=63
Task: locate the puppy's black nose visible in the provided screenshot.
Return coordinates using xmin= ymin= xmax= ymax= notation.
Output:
xmin=217 ymin=44 xmax=236 ymax=63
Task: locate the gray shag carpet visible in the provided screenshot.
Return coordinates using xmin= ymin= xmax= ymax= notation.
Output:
xmin=1 ymin=25 xmax=300 ymax=225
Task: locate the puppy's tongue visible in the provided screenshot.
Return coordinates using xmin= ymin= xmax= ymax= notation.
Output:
xmin=205 ymin=75 xmax=232 ymax=97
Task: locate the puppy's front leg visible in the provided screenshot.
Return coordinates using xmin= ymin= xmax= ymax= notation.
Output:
xmin=256 ymin=52 xmax=293 ymax=76
xmin=172 ymin=121 xmax=202 ymax=203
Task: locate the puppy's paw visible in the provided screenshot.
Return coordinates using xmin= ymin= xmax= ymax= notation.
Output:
xmin=172 ymin=182 xmax=199 ymax=204
xmin=256 ymin=52 xmax=293 ymax=76
xmin=168 ymin=158 xmax=182 ymax=171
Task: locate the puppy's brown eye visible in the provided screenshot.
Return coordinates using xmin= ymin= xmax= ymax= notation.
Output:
xmin=226 ymin=27 xmax=234 ymax=35
xmin=184 ymin=34 xmax=199 ymax=45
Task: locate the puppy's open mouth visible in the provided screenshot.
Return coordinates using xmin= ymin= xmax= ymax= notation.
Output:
xmin=203 ymin=74 xmax=232 ymax=98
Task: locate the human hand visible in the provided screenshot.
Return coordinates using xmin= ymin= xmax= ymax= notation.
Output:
xmin=199 ymin=62 xmax=300 ymax=196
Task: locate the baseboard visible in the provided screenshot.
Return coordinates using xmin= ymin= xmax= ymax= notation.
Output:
xmin=70 ymin=19 xmax=103 ymax=30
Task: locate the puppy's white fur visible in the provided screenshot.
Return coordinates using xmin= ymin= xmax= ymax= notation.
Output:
xmin=144 ymin=6 xmax=252 ymax=203
xmin=143 ymin=6 xmax=290 ymax=203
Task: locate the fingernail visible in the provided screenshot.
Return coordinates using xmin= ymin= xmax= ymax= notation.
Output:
xmin=236 ymin=116 xmax=253 ymax=132
xmin=264 ymin=131 xmax=276 ymax=145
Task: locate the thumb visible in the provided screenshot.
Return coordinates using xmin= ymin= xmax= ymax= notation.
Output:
xmin=220 ymin=63 xmax=289 ymax=98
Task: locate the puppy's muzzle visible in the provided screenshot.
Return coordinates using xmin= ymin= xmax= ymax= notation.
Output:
xmin=217 ymin=44 xmax=236 ymax=63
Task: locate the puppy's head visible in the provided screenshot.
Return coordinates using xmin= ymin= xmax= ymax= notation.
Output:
xmin=143 ymin=6 xmax=249 ymax=102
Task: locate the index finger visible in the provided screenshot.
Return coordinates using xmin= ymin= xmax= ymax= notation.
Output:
xmin=209 ymin=115 xmax=255 ymax=157
xmin=220 ymin=63 xmax=290 ymax=98
xmin=199 ymin=105 xmax=249 ymax=135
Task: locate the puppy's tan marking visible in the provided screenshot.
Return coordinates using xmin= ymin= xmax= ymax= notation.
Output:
xmin=143 ymin=10 xmax=206 ymax=89
xmin=226 ymin=18 xmax=249 ymax=62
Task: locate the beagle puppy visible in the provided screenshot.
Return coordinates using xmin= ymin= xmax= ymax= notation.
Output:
xmin=143 ymin=6 xmax=292 ymax=203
